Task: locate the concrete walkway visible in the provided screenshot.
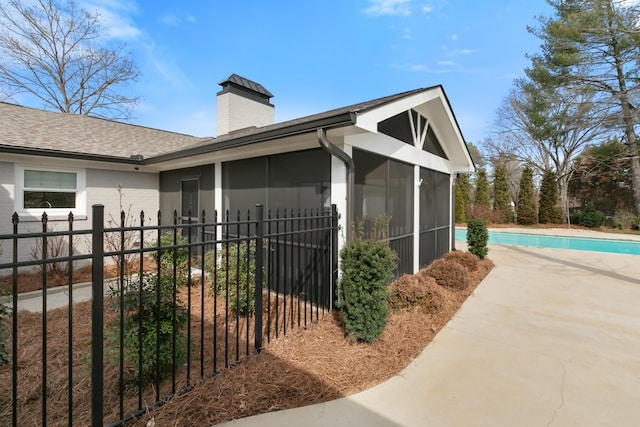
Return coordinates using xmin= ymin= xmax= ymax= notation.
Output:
xmin=219 ymin=243 xmax=640 ymax=427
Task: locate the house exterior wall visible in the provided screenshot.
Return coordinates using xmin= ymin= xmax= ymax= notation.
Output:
xmin=159 ymin=165 xmax=215 ymax=222
xmin=86 ymin=168 xmax=159 ymax=227
xmin=0 ymin=163 xmax=159 ymax=267
xmin=0 ymin=161 xmax=15 ymax=235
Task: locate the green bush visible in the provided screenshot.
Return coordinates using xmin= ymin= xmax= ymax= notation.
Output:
xmin=467 ymin=219 xmax=488 ymax=259
xmin=570 ymin=209 xmax=583 ymax=226
xmin=106 ymin=273 xmax=188 ymax=387
xmin=206 ymin=241 xmax=258 ymax=317
xmin=0 ymin=288 xmax=10 ymax=366
xmin=150 ymin=230 xmax=190 ymax=285
xmin=339 ymin=224 xmax=397 ymax=343
xmin=612 ymin=209 xmax=640 ymax=230
xmin=582 ymin=202 xmax=605 ymax=228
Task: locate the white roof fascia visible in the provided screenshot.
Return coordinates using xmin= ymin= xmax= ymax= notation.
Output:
xmin=354 ymin=89 xmax=442 ymax=133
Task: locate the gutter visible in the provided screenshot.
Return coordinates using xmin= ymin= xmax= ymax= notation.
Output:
xmin=144 ymin=112 xmax=356 ymax=165
xmin=0 ymin=144 xmax=142 ymax=164
xmin=317 ymin=128 xmax=354 ymax=238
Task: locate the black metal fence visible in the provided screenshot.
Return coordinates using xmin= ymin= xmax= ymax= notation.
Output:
xmin=0 ymin=204 xmax=339 ymax=427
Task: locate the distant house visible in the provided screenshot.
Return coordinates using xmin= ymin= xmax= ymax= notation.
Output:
xmin=0 ymin=74 xmax=474 ymax=274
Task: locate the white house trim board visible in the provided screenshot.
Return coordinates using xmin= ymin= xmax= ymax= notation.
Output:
xmin=354 ymin=89 xmax=443 ymax=133
xmin=346 ymin=133 xmax=451 ymax=175
xmin=214 ymin=162 xmax=223 ymax=241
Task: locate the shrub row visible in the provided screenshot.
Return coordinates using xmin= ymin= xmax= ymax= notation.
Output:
xmin=388 ymin=250 xmax=481 ymax=314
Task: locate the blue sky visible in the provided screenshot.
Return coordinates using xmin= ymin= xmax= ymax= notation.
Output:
xmin=79 ymin=0 xmax=552 ymax=143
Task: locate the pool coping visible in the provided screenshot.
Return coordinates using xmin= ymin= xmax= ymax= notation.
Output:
xmin=455 ymin=226 xmax=640 ymax=242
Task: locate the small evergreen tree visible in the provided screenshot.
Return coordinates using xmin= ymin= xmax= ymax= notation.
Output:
xmin=467 ymin=219 xmax=489 ymax=259
xmin=492 ymin=163 xmax=513 ymax=223
xmin=538 ymin=169 xmax=562 ymax=224
xmin=455 ymin=178 xmax=467 ymax=223
xmin=473 ymin=169 xmax=491 ymax=220
xmin=339 ymin=218 xmax=397 ymax=343
xmin=457 ymin=173 xmax=472 ymax=221
xmin=517 ymin=166 xmax=538 ymax=225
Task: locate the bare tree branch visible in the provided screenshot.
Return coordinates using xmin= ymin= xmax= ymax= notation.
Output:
xmin=0 ymin=0 xmax=140 ymax=121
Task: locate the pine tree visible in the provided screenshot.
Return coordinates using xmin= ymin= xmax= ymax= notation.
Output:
xmin=517 ymin=166 xmax=537 ymax=225
xmin=492 ymin=163 xmax=513 ymax=223
xmin=473 ymin=169 xmax=491 ymax=220
xmin=538 ymin=169 xmax=562 ymax=224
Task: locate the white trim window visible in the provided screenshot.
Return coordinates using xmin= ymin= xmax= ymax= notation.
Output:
xmin=15 ymin=166 xmax=86 ymax=217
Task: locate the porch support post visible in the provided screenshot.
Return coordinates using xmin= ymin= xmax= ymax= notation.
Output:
xmin=413 ymin=165 xmax=421 ymax=274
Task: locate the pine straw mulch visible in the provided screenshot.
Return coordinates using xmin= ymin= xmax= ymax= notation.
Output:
xmin=0 ymin=259 xmax=157 ymax=294
xmin=130 ymin=257 xmax=494 ymax=427
xmin=0 ymin=256 xmax=494 ymax=426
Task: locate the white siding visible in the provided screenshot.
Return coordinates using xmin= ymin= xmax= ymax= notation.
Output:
xmin=217 ymin=92 xmax=274 ymax=135
xmin=86 ymin=168 xmax=159 ymax=226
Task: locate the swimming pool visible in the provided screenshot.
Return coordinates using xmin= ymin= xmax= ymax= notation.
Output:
xmin=454 ymin=229 xmax=640 ymax=255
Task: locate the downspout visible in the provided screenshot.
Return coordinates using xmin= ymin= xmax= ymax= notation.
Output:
xmin=317 ymin=128 xmax=354 ymax=239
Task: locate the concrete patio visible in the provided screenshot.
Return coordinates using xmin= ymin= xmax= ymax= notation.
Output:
xmin=219 ymin=241 xmax=640 ymax=426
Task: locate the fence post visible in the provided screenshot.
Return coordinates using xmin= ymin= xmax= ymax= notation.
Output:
xmin=254 ymin=204 xmax=264 ymax=352
xmin=331 ymin=204 xmax=339 ymax=310
xmin=91 ymin=204 xmax=104 ymax=427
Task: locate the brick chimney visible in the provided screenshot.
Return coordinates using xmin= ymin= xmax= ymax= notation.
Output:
xmin=216 ymin=74 xmax=274 ymax=135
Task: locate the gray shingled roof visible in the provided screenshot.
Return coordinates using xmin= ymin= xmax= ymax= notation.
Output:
xmin=0 ymin=102 xmax=205 ymax=159
xmin=0 ymin=85 xmax=444 ymax=163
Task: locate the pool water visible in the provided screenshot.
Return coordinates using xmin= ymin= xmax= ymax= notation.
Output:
xmin=455 ymin=229 xmax=640 ymax=255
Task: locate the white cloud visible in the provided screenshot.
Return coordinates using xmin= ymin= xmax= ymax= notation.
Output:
xmin=161 ymin=13 xmax=196 ymax=27
xmin=82 ymin=0 xmax=141 ymax=40
xmin=161 ymin=14 xmax=181 ymax=26
xmin=143 ymin=42 xmax=195 ymax=92
xmin=437 ymin=60 xmax=456 ymax=66
xmin=364 ymin=0 xmax=411 ymax=16
xmin=403 ymin=28 xmax=412 ymax=39
xmin=409 ymin=64 xmax=428 ymax=72
xmin=422 ymin=5 xmax=433 ymax=13
xmin=451 ymin=34 xmax=458 ymax=41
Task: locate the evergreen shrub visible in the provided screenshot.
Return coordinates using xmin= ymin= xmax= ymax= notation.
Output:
xmin=582 ymin=203 xmax=605 ymax=228
xmin=150 ymin=230 xmax=190 ymax=286
xmin=570 ymin=209 xmax=583 ymax=226
xmin=339 ymin=220 xmax=397 ymax=343
xmin=467 ymin=219 xmax=489 ymax=259
xmin=106 ymin=273 xmax=188 ymax=387
xmin=0 ymin=288 xmax=10 ymax=366
xmin=206 ymin=241 xmax=258 ymax=317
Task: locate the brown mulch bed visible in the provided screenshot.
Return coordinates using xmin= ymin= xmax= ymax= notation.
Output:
xmin=0 ymin=256 xmax=494 ymax=426
xmin=129 ymin=258 xmax=494 ymax=426
xmin=0 ymin=259 xmax=157 ymax=294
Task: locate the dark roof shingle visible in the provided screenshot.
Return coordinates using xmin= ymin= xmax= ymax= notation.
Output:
xmin=0 ymin=102 xmax=204 ymax=159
